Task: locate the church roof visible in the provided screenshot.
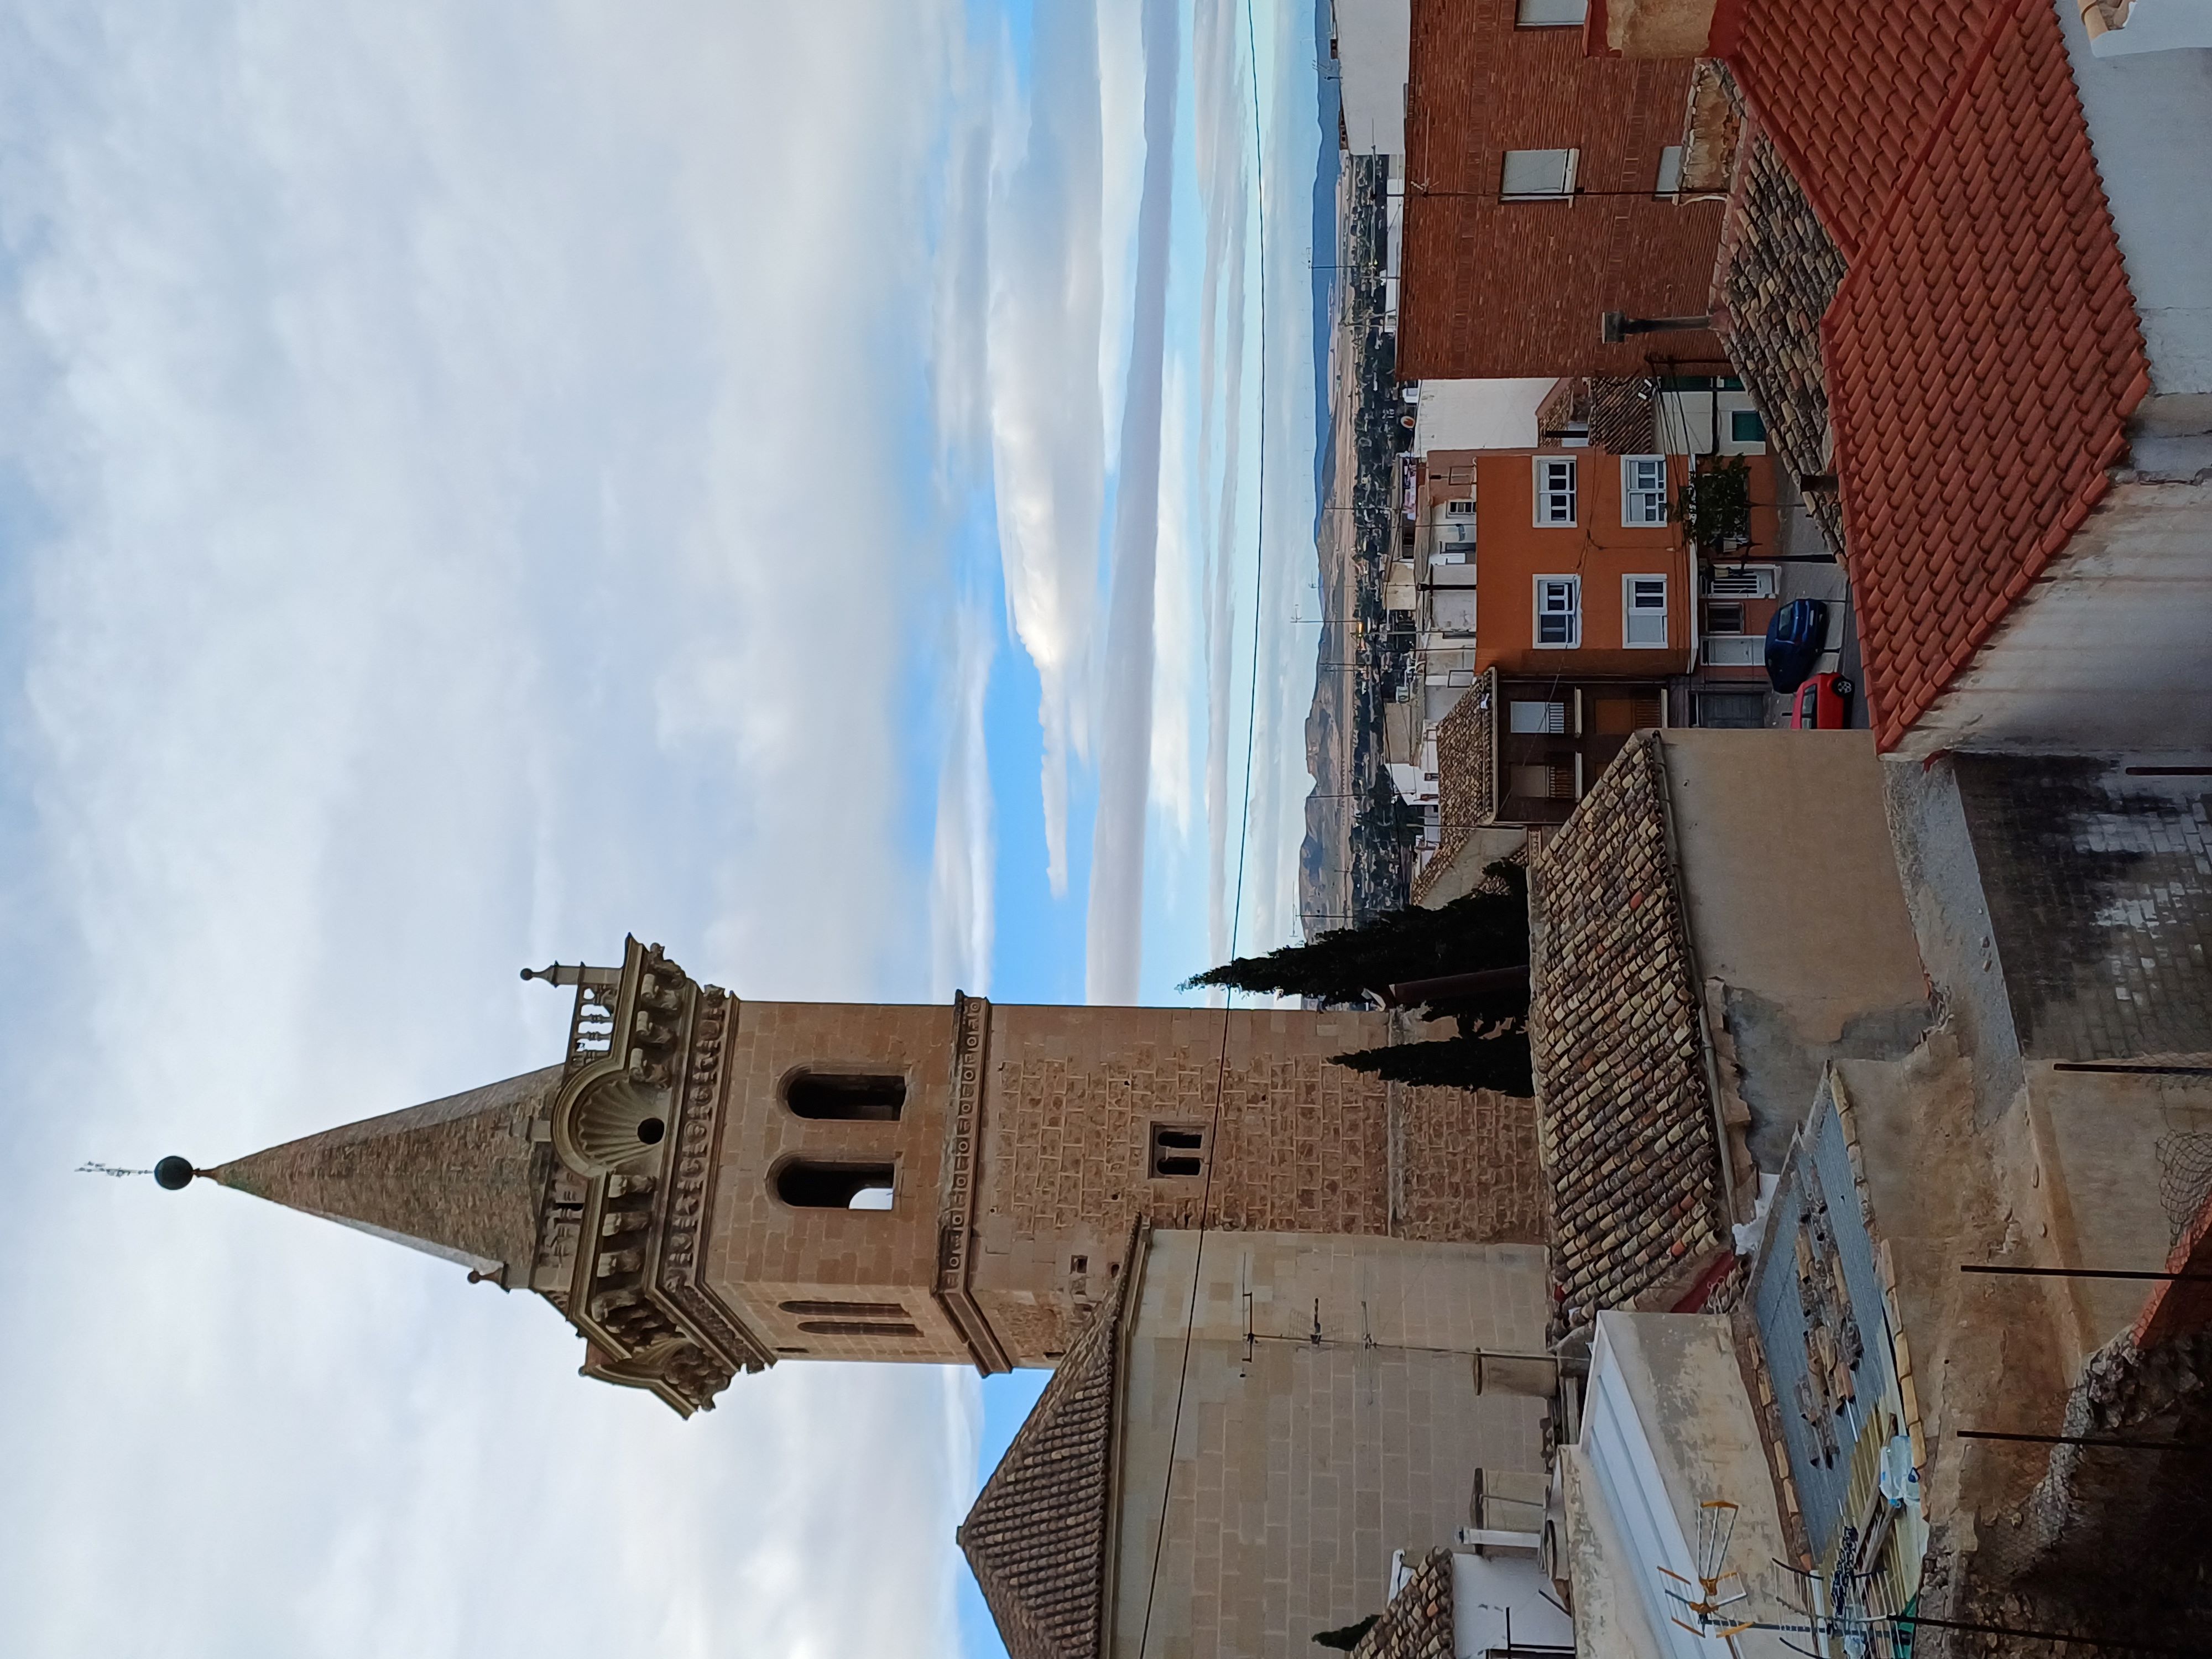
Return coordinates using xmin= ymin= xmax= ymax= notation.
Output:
xmin=208 ymin=1066 xmax=564 ymax=1280
xmin=957 ymin=1263 xmax=1134 ymax=1659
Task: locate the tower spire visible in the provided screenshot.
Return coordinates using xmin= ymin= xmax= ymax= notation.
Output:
xmin=193 ymin=1067 xmax=565 ymax=1282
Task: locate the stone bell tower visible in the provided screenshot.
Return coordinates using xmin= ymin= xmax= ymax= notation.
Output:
xmin=164 ymin=937 xmax=1540 ymax=1415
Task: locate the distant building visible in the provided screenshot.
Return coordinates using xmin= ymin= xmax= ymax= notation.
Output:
xmin=1397 ymin=0 xmax=1724 ymax=378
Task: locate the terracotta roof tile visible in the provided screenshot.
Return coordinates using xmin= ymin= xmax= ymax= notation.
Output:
xmin=1724 ymin=0 xmax=2150 ymax=749
xmin=958 ymin=1265 xmax=1130 ymax=1659
xmin=1528 ymin=734 xmax=1729 ymax=1323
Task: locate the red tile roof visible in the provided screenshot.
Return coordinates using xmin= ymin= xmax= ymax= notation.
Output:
xmin=1726 ymin=0 xmax=2150 ymax=749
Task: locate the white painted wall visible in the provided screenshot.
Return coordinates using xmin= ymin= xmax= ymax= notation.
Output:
xmin=1337 ymin=0 xmax=1411 ymax=155
xmin=1898 ymin=473 xmax=2212 ymax=758
xmin=1413 ymin=378 xmax=1556 ymax=453
xmin=2057 ymin=0 xmax=2212 ymax=392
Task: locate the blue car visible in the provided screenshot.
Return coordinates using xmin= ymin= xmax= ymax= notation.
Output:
xmin=1765 ymin=598 xmax=1830 ymax=693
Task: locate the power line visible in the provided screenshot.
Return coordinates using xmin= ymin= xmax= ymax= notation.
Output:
xmin=1136 ymin=3 xmax=1269 ymax=1651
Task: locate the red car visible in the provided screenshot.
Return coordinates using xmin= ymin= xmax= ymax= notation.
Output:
xmin=1790 ymin=671 xmax=1856 ymax=729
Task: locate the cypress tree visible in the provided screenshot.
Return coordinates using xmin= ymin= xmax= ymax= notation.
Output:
xmin=1330 ymin=1032 xmax=1535 ymax=1096
xmin=1313 ymin=1615 xmax=1380 ymax=1651
xmin=1185 ymin=863 xmax=1530 ymax=1008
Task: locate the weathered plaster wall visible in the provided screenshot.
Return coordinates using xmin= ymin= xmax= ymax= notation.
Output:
xmin=1107 ymin=1230 xmax=1550 ymax=1659
xmin=1660 ymin=731 xmax=1930 ymax=1167
xmin=2057 ymin=0 xmax=2212 ymax=392
xmin=1952 ymin=757 xmax=2212 ymax=1060
xmin=1895 ymin=474 xmax=2212 ymax=758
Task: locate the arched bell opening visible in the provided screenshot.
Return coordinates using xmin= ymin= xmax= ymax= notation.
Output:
xmin=782 ymin=1070 xmax=906 ymax=1122
xmin=772 ymin=1159 xmax=895 ymax=1211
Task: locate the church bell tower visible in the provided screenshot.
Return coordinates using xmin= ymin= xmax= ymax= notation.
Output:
xmin=164 ymin=935 xmax=1534 ymax=1415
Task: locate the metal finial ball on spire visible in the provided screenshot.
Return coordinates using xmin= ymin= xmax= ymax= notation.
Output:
xmin=153 ymin=1157 xmax=196 ymax=1191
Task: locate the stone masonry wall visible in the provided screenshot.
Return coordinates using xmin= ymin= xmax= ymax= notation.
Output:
xmin=1397 ymin=1086 xmax=1544 ymax=1245
xmin=970 ymin=1004 xmax=1543 ymax=1363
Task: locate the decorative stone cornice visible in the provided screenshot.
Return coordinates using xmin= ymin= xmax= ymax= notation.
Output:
xmin=546 ymin=938 xmax=772 ymax=1415
xmin=935 ymin=992 xmax=1011 ymax=1375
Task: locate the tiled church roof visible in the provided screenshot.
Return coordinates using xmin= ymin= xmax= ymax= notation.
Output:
xmin=957 ymin=1258 xmax=1133 ymax=1659
xmin=1528 ymin=734 xmax=1729 ymax=1324
xmin=209 ymin=1066 xmax=563 ymax=1279
xmin=1726 ymin=0 xmax=2150 ymax=749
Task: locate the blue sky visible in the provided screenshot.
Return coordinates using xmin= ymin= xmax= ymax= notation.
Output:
xmin=0 ymin=2 xmax=1331 ymax=1656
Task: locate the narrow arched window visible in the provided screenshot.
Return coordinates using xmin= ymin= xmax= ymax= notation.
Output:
xmin=784 ymin=1070 xmax=905 ymax=1121
xmin=796 ymin=1319 xmax=921 ymax=1337
xmin=774 ymin=1160 xmax=895 ymax=1210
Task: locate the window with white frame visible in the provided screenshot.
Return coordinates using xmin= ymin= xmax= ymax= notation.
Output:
xmin=1655 ymin=145 xmax=1685 ymax=196
xmin=1621 ymin=455 xmax=1668 ymax=526
xmin=1623 ymin=575 xmax=1668 ymax=648
xmin=1515 ymin=0 xmax=1588 ymax=22
xmin=1446 ymin=498 xmax=1474 ymax=517
xmin=1501 ymin=148 xmax=1579 ymax=201
xmin=1533 ymin=456 xmax=1577 ymax=525
xmin=1535 ymin=576 xmax=1580 ymax=648
xmin=1509 ymin=700 xmax=1567 ymax=734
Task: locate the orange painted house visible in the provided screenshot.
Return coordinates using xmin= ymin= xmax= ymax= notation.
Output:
xmin=1468 ymin=445 xmax=1694 ymax=678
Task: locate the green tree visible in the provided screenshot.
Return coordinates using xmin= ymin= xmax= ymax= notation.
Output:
xmin=1313 ymin=1614 xmax=1380 ymax=1651
xmin=1185 ymin=865 xmax=1529 ymax=1009
xmin=1330 ymin=1030 xmax=1534 ymax=1096
xmin=1185 ymin=863 xmax=1537 ymax=1097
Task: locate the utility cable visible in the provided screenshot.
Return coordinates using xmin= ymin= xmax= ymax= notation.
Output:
xmin=1135 ymin=3 xmax=1268 ymax=1652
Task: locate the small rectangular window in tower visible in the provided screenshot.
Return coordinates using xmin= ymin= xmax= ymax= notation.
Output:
xmin=1149 ymin=1123 xmax=1209 ymax=1180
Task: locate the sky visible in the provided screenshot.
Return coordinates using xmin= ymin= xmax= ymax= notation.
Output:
xmin=0 ymin=2 xmax=1342 ymax=1656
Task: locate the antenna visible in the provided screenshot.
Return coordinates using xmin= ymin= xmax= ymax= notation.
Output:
xmin=1657 ymin=1500 xmax=1754 ymax=1640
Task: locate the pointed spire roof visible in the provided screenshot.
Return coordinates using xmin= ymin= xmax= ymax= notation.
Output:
xmin=957 ymin=1246 xmax=1139 ymax=1659
xmin=208 ymin=1066 xmax=565 ymax=1280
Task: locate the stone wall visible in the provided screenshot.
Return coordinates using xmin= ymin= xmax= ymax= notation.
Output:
xmin=1107 ymin=1231 xmax=1550 ymax=1659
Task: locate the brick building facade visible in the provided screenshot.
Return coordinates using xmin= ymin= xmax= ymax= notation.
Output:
xmin=1398 ymin=0 xmax=1722 ymax=378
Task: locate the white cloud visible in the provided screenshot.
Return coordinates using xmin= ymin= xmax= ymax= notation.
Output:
xmin=0 ymin=1 xmax=987 ymax=1655
xmin=1083 ymin=0 xmax=1181 ymax=1005
xmin=982 ymin=0 xmax=1108 ymax=897
xmin=931 ymin=599 xmax=998 ymax=999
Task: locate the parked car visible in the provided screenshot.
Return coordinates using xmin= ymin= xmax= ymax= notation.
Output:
xmin=1765 ymin=598 xmax=1830 ymax=692
xmin=1789 ymin=670 xmax=1857 ymax=729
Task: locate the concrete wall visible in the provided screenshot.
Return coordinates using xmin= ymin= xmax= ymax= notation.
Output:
xmin=2023 ymin=1062 xmax=2212 ymax=1364
xmin=1338 ymin=0 xmax=1412 ymax=154
xmin=1106 ymin=1229 xmax=1550 ymax=1659
xmin=1659 ymin=731 xmax=1931 ymax=1167
xmin=2057 ymin=0 xmax=2212 ymax=393
xmin=1898 ymin=474 xmax=2212 ymax=759
xmin=1568 ymin=1313 xmax=1798 ymax=1659
xmin=1413 ymin=378 xmax=1552 ymax=453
